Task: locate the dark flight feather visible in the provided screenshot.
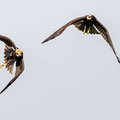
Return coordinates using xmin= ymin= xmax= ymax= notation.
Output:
xmin=94 ymin=19 xmax=120 ymax=63
xmin=0 ymin=60 xmax=24 ymax=94
xmin=42 ymin=16 xmax=86 ymax=44
xmin=4 ymin=45 xmax=15 ymax=74
xmin=0 ymin=35 xmax=16 ymax=49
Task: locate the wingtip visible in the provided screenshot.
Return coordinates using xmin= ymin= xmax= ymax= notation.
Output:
xmin=41 ymin=41 xmax=45 ymax=44
xmin=0 ymin=87 xmax=7 ymax=94
xmin=117 ymin=57 xmax=120 ymax=64
xmin=118 ymin=60 xmax=120 ymax=64
xmin=41 ymin=39 xmax=48 ymax=44
xmin=0 ymin=91 xmax=3 ymax=94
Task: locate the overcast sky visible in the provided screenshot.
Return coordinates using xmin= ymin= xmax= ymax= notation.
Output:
xmin=0 ymin=0 xmax=120 ymax=120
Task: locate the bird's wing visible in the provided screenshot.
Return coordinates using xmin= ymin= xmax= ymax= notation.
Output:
xmin=0 ymin=35 xmax=16 ymax=49
xmin=4 ymin=45 xmax=16 ymax=74
xmin=6 ymin=59 xmax=16 ymax=74
xmin=94 ymin=19 xmax=120 ymax=63
xmin=73 ymin=20 xmax=100 ymax=34
xmin=42 ymin=16 xmax=86 ymax=44
xmin=0 ymin=60 xmax=24 ymax=94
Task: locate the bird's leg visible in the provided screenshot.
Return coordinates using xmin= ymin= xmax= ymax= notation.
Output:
xmin=83 ymin=25 xmax=86 ymax=34
xmin=0 ymin=62 xmax=7 ymax=68
xmin=87 ymin=26 xmax=90 ymax=34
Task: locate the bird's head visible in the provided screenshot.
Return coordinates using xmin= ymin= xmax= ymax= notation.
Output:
xmin=86 ymin=14 xmax=94 ymax=20
xmin=15 ymin=49 xmax=23 ymax=57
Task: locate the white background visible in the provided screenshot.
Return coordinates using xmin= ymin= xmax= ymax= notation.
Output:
xmin=0 ymin=0 xmax=120 ymax=120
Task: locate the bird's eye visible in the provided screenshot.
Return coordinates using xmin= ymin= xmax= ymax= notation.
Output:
xmin=16 ymin=53 xmax=19 ymax=56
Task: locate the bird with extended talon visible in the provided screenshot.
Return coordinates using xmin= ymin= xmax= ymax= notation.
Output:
xmin=0 ymin=35 xmax=24 ymax=94
xmin=42 ymin=14 xmax=120 ymax=63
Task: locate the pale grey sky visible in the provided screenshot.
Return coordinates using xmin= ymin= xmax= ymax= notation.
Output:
xmin=0 ymin=0 xmax=120 ymax=120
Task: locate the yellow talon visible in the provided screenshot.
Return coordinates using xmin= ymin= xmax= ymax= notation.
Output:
xmin=83 ymin=25 xmax=86 ymax=34
xmin=0 ymin=62 xmax=7 ymax=68
xmin=87 ymin=26 xmax=90 ymax=34
xmin=87 ymin=29 xmax=90 ymax=34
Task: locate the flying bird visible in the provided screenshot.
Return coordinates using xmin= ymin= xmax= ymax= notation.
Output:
xmin=42 ymin=14 xmax=120 ymax=63
xmin=0 ymin=35 xmax=24 ymax=94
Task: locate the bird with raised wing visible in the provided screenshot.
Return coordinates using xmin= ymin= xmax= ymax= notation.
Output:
xmin=0 ymin=35 xmax=24 ymax=94
xmin=42 ymin=14 xmax=120 ymax=63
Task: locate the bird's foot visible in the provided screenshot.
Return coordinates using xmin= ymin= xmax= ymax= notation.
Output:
xmin=83 ymin=25 xmax=86 ymax=34
xmin=0 ymin=62 xmax=7 ymax=68
xmin=87 ymin=28 xmax=90 ymax=34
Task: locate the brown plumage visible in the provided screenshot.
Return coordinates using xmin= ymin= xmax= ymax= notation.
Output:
xmin=42 ymin=14 xmax=120 ymax=63
xmin=0 ymin=35 xmax=24 ymax=94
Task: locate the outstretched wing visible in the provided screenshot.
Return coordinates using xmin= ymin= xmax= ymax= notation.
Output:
xmin=0 ymin=35 xmax=16 ymax=49
xmin=42 ymin=16 xmax=86 ymax=44
xmin=94 ymin=19 xmax=120 ymax=63
xmin=0 ymin=60 xmax=24 ymax=94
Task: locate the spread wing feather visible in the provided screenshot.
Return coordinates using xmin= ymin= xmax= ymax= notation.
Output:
xmin=6 ymin=59 xmax=15 ymax=74
xmin=94 ymin=19 xmax=120 ymax=63
xmin=42 ymin=16 xmax=86 ymax=44
xmin=0 ymin=35 xmax=16 ymax=49
xmin=0 ymin=60 xmax=24 ymax=94
xmin=4 ymin=45 xmax=15 ymax=74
